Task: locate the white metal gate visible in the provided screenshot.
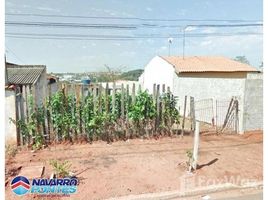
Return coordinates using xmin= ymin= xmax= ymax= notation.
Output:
xmin=191 ymin=97 xmax=239 ymax=133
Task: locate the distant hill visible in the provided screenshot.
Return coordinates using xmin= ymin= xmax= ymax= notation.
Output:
xmin=120 ymin=69 xmax=144 ymax=81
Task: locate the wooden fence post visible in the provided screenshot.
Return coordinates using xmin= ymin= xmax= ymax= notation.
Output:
xmin=126 ymin=84 xmax=129 ymax=117
xmin=153 ymin=84 xmax=156 ymax=104
xmin=167 ymin=86 xmax=171 ymax=93
xmin=155 ymin=84 xmax=160 ymax=131
xmin=47 ymin=84 xmax=53 ymax=142
xmin=31 ymin=86 xmax=39 ymax=139
xmin=21 ymin=85 xmax=27 ymax=145
xmin=181 ymin=95 xmax=187 ymax=137
xmin=121 ymin=84 xmax=125 ymax=119
xmin=15 ymin=89 xmax=22 ymax=146
xmin=138 ymin=84 xmax=141 ymax=93
xmin=25 ymin=85 xmax=31 ymax=145
xmin=190 ymin=96 xmax=196 ymax=132
xmin=161 ymin=84 xmax=166 ymax=128
xmin=93 ymin=84 xmax=97 ymax=113
xmin=75 ymin=84 xmax=82 ymax=135
xmin=132 ymin=83 xmax=136 ymax=104
xmin=105 ymin=83 xmax=109 ymax=113
xmin=98 ymin=84 xmax=102 ymax=113
xmin=112 ymin=82 xmax=116 ymax=115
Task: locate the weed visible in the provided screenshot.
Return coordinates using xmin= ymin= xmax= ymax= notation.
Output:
xmin=49 ymin=159 xmax=71 ymax=178
xmin=5 ymin=144 xmax=17 ymax=158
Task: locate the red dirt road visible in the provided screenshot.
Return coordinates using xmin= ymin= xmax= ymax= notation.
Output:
xmin=5 ymin=131 xmax=263 ymax=200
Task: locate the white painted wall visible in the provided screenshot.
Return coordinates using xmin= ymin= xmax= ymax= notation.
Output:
xmin=5 ymin=90 xmax=17 ymax=144
xmin=142 ymin=56 xmax=175 ymax=93
xmin=34 ymin=69 xmax=47 ymax=106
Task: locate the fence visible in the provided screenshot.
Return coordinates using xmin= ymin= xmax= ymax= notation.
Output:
xmin=191 ymin=96 xmax=239 ymax=134
xmin=14 ymin=82 xmax=180 ymax=147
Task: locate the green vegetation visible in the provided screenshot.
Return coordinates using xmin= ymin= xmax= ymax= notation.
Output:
xmin=54 ymin=68 xmax=144 ymax=83
xmin=233 ymin=55 xmax=250 ymax=65
xmin=12 ymin=87 xmax=180 ymax=145
xmin=120 ymin=69 xmax=144 ymax=81
xmin=5 ymin=144 xmax=18 ymax=158
xmin=186 ymin=149 xmax=193 ymax=171
xmin=49 ymin=160 xmax=72 ymax=178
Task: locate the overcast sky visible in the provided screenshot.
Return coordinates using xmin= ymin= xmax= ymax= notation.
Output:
xmin=5 ymin=0 xmax=263 ymax=73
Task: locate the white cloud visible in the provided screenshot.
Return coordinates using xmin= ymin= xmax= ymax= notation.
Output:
xmin=146 ymin=39 xmax=155 ymax=44
xmin=200 ymin=40 xmax=212 ymax=46
xmin=119 ymin=51 xmax=137 ymax=57
xmin=37 ymin=6 xmax=60 ymax=13
xmin=177 ymin=9 xmax=187 ymax=16
xmin=201 ymin=27 xmax=217 ymax=34
xmin=186 ymin=34 xmax=263 ymax=66
xmin=185 ymin=27 xmax=197 ymax=32
xmin=146 ymin=7 xmax=153 ymax=12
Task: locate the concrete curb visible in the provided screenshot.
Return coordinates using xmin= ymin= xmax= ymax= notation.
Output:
xmin=106 ymin=181 xmax=263 ymax=200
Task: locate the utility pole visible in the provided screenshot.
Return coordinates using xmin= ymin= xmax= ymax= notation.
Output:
xmin=183 ymin=26 xmax=186 ymax=59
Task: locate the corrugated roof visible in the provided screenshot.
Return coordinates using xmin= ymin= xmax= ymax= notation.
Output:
xmin=6 ymin=64 xmax=46 ymax=85
xmin=160 ymin=56 xmax=258 ymax=73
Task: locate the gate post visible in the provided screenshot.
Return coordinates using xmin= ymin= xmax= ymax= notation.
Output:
xmin=192 ymin=121 xmax=200 ymax=170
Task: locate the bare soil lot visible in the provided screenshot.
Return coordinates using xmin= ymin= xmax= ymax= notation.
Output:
xmin=5 ymin=131 xmax=263 ymax=200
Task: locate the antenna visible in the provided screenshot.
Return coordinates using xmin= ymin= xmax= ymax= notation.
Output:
xmin=168 ymin=37 xmax=173 ymax=56
xmin=183 ymin=26 xmax=186 ymax=59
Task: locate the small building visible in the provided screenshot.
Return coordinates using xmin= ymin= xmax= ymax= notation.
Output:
xmin=139 ymin=56 xmax=262 ymax=133
xmin=47 ymin=74 xmax=59 ymax=95
xmin=5 ymin=62 xmax=47 ymax=144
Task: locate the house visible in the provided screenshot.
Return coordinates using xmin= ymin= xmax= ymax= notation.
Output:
xmin=47 ymin=74 xmax=59 ymax=95
xmin=5 ymin=62 xmax=47 ymax=144
xmin=6 ymin=62 xmax=47 ymax=106
xmin=139 ymin=56 xmax=262 ymax=133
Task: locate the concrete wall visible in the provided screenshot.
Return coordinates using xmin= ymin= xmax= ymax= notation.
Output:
xmin=173 ymin=72 xmax=247 ymax=132
xmin=142 ymin=56 xmax=175 ymax=93
xmin=5 ymin=89 xmax=17 ymax=144
xmin=34 ymin=68 xmax=47 ymax=106
xmin=243 ymin=73 xmax=263 ymax=131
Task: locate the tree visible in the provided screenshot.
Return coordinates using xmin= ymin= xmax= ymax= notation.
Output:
xmin=233 ymin=56 xmax=250 ymax=65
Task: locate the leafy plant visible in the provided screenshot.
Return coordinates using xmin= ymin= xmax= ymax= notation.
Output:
xmin=186 ymin=149 xmax=193 ymax=171
xmin=5 ymin=144 xmax=18 ymax=158
xmin=10 ymin=94 xmax=44 ymax=149
xmin=49 ymin=159 xmax=71 ymax=178
xmin=128 ymin=91 xmax=156 ymax=123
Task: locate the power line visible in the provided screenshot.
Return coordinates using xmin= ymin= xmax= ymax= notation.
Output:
xmin=185 ymin=24 xmax=263 ymax=28
xmin=5 ymin=21 xmax=262 ymax=30
xmin=5 ymin=32 xmax=263 ymax=39
xmin=5 ymin=21 xmax=138 ymax=29
xmin=5 ymin=13 xmax=262 ymax=23
xmin=5 ymin=32 xmax=262 ymax=41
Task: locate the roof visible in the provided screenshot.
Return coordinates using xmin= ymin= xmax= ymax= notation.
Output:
xmin=160 ymin=56 xmax=258 ymax=73
xmin=6 ymin=64 xmax=46 ymax=85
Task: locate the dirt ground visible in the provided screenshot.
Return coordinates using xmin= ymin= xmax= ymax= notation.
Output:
xmin=5 ymin=131 xmax=263 ymax=200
